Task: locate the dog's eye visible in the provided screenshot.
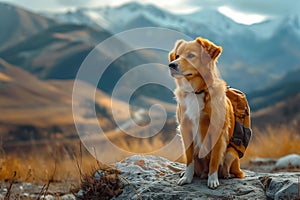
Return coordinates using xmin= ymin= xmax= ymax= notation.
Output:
xmin=187 ymin=53 xmax=195 ymax=59
xmin=184 ymin=73 xmax=193 ymax=77
xmin=175 ymin=55 xmax=179 ymax=59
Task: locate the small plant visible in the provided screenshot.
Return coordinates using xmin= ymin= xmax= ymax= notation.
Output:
xmin=76 ymin=168 xmax=124 ymax=200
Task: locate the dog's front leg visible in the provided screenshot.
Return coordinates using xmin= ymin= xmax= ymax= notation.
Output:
xmin=177 ymin=117 xmax=194 ymax=185
xmin=208 ymin=136 xmax=226 ymax=189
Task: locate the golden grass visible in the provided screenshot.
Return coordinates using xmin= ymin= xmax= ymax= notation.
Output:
xmin=1 ymin=124 xmax=299 ymax=184
xmin=0 ymin=143 xmax=99 ymax=184
xmin=242 ymin=124 xmax=300 ymax=163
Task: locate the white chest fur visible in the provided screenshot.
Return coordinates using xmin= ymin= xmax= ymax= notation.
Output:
xmin=176 ymin=91 xmax=205 ymax=155
xmin=174 ymin=78 xmax=207 ymax=156
xmin=182 ymin=92 xmax=205 ymax=121
xmin=175 ymin=78 xmax=205 ymax=121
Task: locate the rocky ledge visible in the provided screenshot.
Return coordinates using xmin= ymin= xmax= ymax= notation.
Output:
xmin=77 ymin=154 xmax=300 ymax=200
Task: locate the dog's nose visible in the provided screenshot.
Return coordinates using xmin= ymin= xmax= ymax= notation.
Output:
xmin=169 ymin=62 xmax=178 ymax=69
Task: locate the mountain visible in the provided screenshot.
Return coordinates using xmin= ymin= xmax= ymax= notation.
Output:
xmin=0 ymin=59 xmax=176 ymax=146
xmin=47 ymin=3 xmax=164 ymax=33
xmin=249 ymin=68 xmax=300 ymax=127
xmin=0 ymin=59 xmax=129 ymax=140
xmin=46 ymin=3 xmax=249 ymax=39
xmin=0 ymin=24 xmax=111 ymax=79
xmin=249 ymin=68 xmax=300 ymax=111
xmin=1 ymin=2 xmax=300 ymax=130
xmin=0 ymin=2 xmax=56 ymax=51
xmin=0 ymin=21 xmax=175 ymax=104
xmin=252 ymin=93 xmax=300 ymax=128
xmin=45 ymin=2 xmax=300 ymax=93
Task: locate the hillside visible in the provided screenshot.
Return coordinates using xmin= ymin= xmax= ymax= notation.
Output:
xmin=249 ymin=68 xmax=300 ymax=127
xmin=252 ymin=93 xmax=300 ymax=127
xmin=0 ymin=2 xmax=56 ymax=50
xmin=0 ymin=59 xmax=128 ymax=141
xmin=0 ymin=22 xmax=174 ymax=104
xmin=0 ymin=24 xmax=111 ymax=79
xmin=249 ymin=68 xmax=300 ymax=111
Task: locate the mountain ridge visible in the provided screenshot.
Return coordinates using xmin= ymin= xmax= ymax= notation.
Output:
xmin=0 ymin=2 xmax=56 ymax=50
xmin=44 ymin=2 xmax=300 ymax=93
xmin=0 ymin=2 xmax=299 ymax=130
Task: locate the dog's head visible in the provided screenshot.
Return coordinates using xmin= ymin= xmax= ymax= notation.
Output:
xmin=168 ymin=37 xmax=222 ymax=92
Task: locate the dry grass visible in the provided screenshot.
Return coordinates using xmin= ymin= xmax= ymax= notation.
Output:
xmin=0 ymin=142 xmax=99 ymax=184
xmin=242 ymin=123 xmax=300 ymax=163
xmin=0 ymin=124 xmax=299 ymax=186
xmin=76 ymin=168 xmax=124 ymax=200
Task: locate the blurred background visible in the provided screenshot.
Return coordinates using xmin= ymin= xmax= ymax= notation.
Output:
xmin=0 ymin=0 xmax=300 ymax=183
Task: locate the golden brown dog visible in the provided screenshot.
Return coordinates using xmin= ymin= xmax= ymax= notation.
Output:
xmin=168 ymin=37 xmax=244 ymax=189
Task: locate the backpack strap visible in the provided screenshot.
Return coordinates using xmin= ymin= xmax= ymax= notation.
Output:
xmin=228 ymin=122 xmax=252 ymax=158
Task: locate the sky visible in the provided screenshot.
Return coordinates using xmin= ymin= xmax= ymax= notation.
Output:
xmin=3 ymin=0 xmax=300 ymax=25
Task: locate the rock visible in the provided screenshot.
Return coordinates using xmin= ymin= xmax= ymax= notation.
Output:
xmin=250 ymin=157 xmax=277 ymax=165
xmin=248 ymin=158 xmax=278 ymax=173
xmin=274 ymin=154 xmax=300 ymax=170
xmin=61 ymin=194 xmax=76 ymax=200
xmin=114 ymin=155 xmax=267 ymax=199
xmin=77 ymin=189 xmax=84 ymax=197
xmin=42 ymin=194 xmax=55 ymax=200
xmin=77 ymin=154 xmax=300 ymax=199
xmin=260 ymin=174 xmax=300 ymax=200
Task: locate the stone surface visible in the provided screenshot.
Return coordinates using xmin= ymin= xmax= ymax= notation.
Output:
xmin=2 ymin=154 xmax=299 ymax=199
xmin=0 ymin=182 xmax=76 ymax=200
xmin=275 ymin=154 xmax=300 ymax=170
xmin=110 ymin=155 xmax=300 ymax=199
xmin=261 ymin=174 xmax=300 ymax=200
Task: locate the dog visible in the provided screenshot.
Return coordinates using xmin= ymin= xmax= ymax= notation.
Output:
xmin=168 ymin=37 xmax=244 ymax=189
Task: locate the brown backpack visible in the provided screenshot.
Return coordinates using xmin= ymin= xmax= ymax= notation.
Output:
xmin=226 ymin=87 xmax=252 ymax=158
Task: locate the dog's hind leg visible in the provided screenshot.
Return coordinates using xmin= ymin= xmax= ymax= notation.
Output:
xmin=222 ymin=147 xmax=236 ymax=178
xmin=230 ymin=156 xmax=245 ymax=178
xmin=222 ymin=147 xmax=245 ymax=178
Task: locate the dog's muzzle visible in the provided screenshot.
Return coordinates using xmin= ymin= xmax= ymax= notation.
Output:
xmin=169 ymin=61 xmax=182 ymax=77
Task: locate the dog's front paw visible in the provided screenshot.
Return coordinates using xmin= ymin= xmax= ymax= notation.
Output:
xmin=178 ymin=161 xmax=194 ymax=186
xmin=208 ymin=172 xmax=219 ymax=189
xmin=177 ymin=175 xmax=193 ymax=185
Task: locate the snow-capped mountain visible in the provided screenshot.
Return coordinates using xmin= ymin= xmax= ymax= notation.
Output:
xmin=44 ymin=2 xmax=300 ymax=92
xmin=46 ymin=2 xmax=252 ymax=39
xmin=251 ymin=15 xmax=300 ymax=39
xmin=280 ymin=15 xmax=300 ymax=36
xmin=48 ymin=2 xmax=164 ymax=33
xmin=181 ymin=9 xmax=249 ymax=36
xmin=47 ymin=2 xmax=300 ymax=40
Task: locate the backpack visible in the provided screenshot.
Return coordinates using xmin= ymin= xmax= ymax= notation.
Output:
xmin=226 ymin=87 xmax=252 ymax=158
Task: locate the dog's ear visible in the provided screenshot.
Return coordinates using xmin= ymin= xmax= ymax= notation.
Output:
xmin=196 ymin=37 xmax=222 ymax=62
xmin=169 ymin=39 xmax=185 ymax=62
